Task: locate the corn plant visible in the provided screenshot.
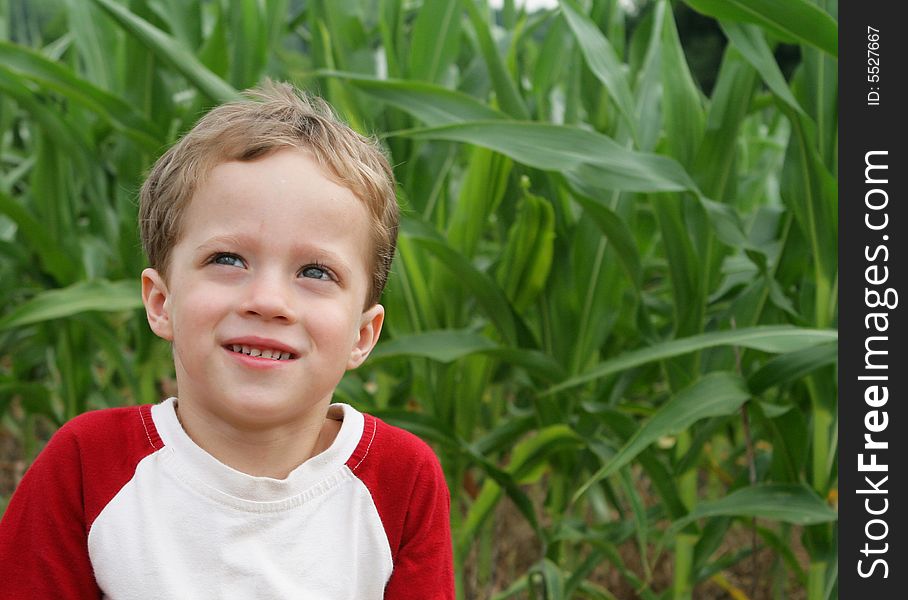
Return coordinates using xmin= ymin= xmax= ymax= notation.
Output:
xmin=1 ymin=0 xmax=837 ymax=597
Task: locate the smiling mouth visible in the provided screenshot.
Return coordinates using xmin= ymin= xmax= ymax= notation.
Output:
xmin=227 ymin=345 xmax=296 ymax=361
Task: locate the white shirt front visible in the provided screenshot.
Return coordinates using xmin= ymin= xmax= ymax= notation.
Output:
xmin=87 ymin=399 xmax=393 ymax=599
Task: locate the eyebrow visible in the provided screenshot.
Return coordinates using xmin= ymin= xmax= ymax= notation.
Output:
xmin=195 ymin=235 xmax=246 ymax=254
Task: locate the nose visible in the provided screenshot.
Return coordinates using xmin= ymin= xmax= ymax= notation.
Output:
xmin=240 ymin=269 xmax=298 ymax=322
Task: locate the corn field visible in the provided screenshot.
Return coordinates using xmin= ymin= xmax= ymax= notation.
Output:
xmin=0 ymin=0 xmax=838 ymax=598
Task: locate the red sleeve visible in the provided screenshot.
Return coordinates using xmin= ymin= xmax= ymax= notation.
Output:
xmin=348 ymin=415 xmax=455 ymax=599
xmin=0 ymin=405 xmax=161 ymax=599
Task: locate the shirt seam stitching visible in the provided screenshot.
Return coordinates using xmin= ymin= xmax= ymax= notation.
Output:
xmin=139 ymin=405 xmax=159 ymax=450
xmin=351 ymin=416 xmax=377 ymax=472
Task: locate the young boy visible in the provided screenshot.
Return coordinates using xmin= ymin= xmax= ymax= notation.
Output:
xmin=0 ymin=82 xmax=454 ymax=599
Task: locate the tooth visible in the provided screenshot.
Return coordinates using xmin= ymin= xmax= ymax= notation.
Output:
xmin=241 ymin=345 xmax=251 ymax=355
xmin=261 ymin=349 xmax=274 ymax=359
xmin=280 ymin=352 xmax=291 ymax=360
xmin=231 ymin=345 xmax=240 ymax=353
xmin=249 ymin=348 xmax=262 ymax=357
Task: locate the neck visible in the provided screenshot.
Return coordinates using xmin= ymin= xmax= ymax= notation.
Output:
xmin=174 ymin=400 xmax=341 ymax=479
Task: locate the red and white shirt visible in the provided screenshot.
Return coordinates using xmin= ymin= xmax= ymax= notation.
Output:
xmin=0 ymin=398 xmax=454 ymax=599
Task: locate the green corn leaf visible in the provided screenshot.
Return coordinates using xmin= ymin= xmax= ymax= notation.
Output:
xmin=390 ymin=234 xmax=436 ymax=332
xmin=535 ymin=559 xmax=566 ymax=600
xmin=399 ymin=120 xmax=695 ymax=193
xmin=229 ymin=0 xmax=267 ymax=89
xmin=652 ymin=194 xmax=705 ymax=341
xmin=780 ymin=107 xmax=838 ymax=328
xmin=546 ymin=326 xmax=837 ymax=395
xmin=671 ymin=483 xmax=837 ymax=529
xmin=369 ymin=329 xmax=564 ymax=380
xmin=0 ymin=66 xmax=93 ymax=175
xmin=720 ymin=21 xmax=803 ymax=114
xmin=116 ymin=3 xmax=171 ymax=132
xmin=682 ymin=0 xmax=837 ymax=57
xmin=458 ymin=425 xmax=582 ymax=555
xmin=371 ymin=329 xmax=497 ymax=363
xmin=473 ymin=414 xmax=537 ymax=456
xmin=0 ymin=189 xmax=79 ymax=285
xmin=747 ymin=342 xmax=837 ymax=394
xmin=451 ymin=461 xmax=501 ymax=551
xmin=314 ymin=21 xmax=366 ymax=133
xmin=447 ymin=146 xmax=512 ymax=258
xmin=619 ymin=467 xmax=651 ymax=580
xmin=532 ymin=15 xmax=572 ymax=99
xmin=372 ymin=409 xmax=461 ymax=449
xmin=29 ymin=134 xmax=74 ymax=270
xmin=377 ymin=0 xmax=404 ymax=78
xmin=554 ymin=213 xmax=626 ymax=376
xmin=560 ymin=0 xmax=639 ymax=144
xmin=566 ymin=145 xmax=697 ymax=193
xmin=692 ymin=517 xmax=733 ymax=576
xmin=627 ymin=2 xmax=664 ymax=152
xmin=490 ymin=576 xmax=531 ymax=600
xmin=483 ymin=348 xmax=566 ymax=382
xmin=573 ymin=372 xmax=750 ymax=502
xmin=462 ymin=0 xmax=529 ymax=119
xmin=409 ymin=0 xmax=461 ymax=84
xmin=64 ymin=0 xmax=115 ymax=90
xmin=408 ymin=233 xmax=525 ymax=345
xmin=568 ymin=562 xmax=624 ymax=600
xmin=753 ymin=524 xmax=808 ymax=583
xmin=798 ymin=22 xmax=837 ymax=167
xmin=263 ymin=0 xmax=290 ymax=53
xmin=658 ymin=0 xmax=705 ymax=167
xmin=197 ymin=0 xmax=230 ymax=78
xmin=148 ymin=0 xmax=203 ymax=49
xmin=509 ymin=425 xmax=583 ymax=482
xmin=689 ymin=45 xmax=757 ymax=201
xmin=89 ymin=0 xmax=239 ymax=103
xmin=570 ymin=190 xmax=642 ymax=290
xmin=380 ymin=408 xmax=542 ymax=537
xmin=696 ymin=197 xmax=751 ymax=249
xmin=457 ymin=451 xmax=542 ymax=552
xmin=496 ymin=186 xmax=555 ymax=311
xmin=0 ymin=279 xmax=143 ymax=331
xmin=320 ymin=71 xmax=508 ymax=126
xmin=0 ymin=40 xmax=164 ymax=151
xmin=401 ymin=219 xmax=523 ymax=346
xmin=587 ymin=405 xmax=689 ymax=519
xmin=312 ymin=0 xmax=371 ymax=74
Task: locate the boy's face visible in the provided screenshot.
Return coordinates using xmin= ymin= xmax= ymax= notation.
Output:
xmin=141 ymin=148 xmax=383 ymax=431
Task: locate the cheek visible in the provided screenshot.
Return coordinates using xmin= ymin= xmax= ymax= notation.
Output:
xmin=307 ymin=305 xmax=362 ymax=352
xmin=169 ymin=286 xmax=230 ymax=334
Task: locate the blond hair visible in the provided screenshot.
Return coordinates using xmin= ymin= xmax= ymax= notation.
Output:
xmin=139 ymin=81 xmax=398 ymax=306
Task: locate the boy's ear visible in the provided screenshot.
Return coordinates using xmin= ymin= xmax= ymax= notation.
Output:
xmin=347 ymin=304 xmax=385 ymax=369
xmin=141 ymin=268 xmax=174 ymax=341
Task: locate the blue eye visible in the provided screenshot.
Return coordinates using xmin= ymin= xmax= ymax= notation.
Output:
xmin=300 ymin=264 xmax=332 ymax=281
xmin=211 ymin=253 xmax=245 ymax=268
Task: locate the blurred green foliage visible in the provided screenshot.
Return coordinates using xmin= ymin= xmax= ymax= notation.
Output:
xmin=0 ymin=0 xmax=837 ymax=597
